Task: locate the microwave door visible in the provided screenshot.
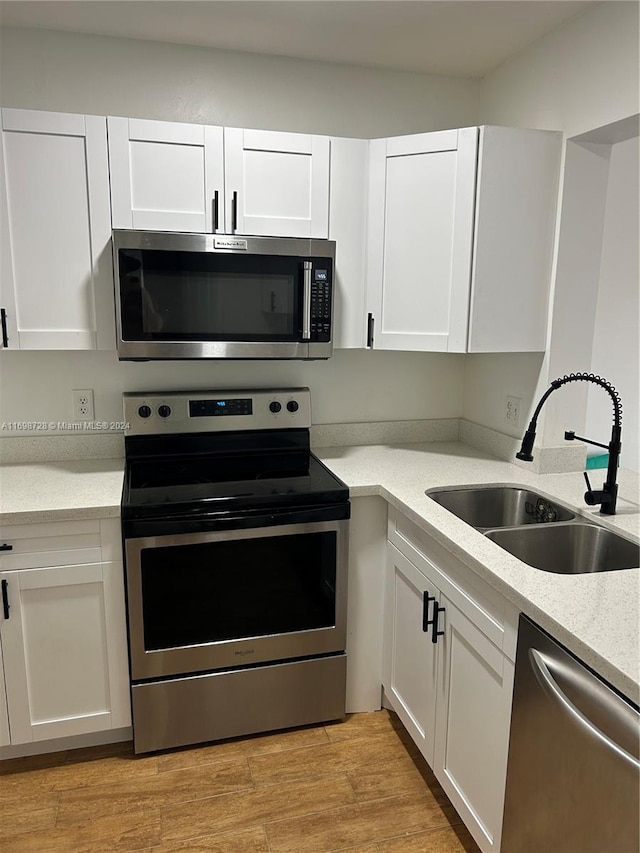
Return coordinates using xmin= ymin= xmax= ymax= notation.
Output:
xmin=113 ymin=231 xmax=334 ymax=360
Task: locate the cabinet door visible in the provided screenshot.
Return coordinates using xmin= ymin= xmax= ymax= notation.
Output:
xmin=0 ymin=637 xmax=9 ymax=747
xmin=383 ymin=543 xmax=439 ymax=765
xmin=0 ymin=562 xmax=131 ymax=744
xmin=108 ymin=116 xmax=224 ymax=233
xmin=224 ymin=128 xmax=330 ymax=238
xmin=1 ymin=109 xmax=114 ymax=350
xmin=433 ymin=596 xmax=514 ymax=853
xmin=366 ymin=128 xmax=478 ymax=352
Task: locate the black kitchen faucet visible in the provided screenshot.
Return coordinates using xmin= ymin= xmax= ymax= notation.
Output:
xmin=516 ymin=373 xmax=623 ymax=515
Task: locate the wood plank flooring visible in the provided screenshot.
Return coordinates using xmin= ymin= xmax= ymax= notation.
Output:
xmin=0 ymin=710 xmax=480 ymax=852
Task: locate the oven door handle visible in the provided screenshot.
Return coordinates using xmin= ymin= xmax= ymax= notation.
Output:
xmin=123 ymin=501 xmax=350 ymax=539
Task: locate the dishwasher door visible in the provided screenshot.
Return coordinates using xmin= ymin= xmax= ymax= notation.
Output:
xmin=501 ymin=615 xmax=639 ymax=853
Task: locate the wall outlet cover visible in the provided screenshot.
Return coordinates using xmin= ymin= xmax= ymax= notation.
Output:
xmin=72 ymin=389 xmax=94 ymax=421
xmin=505 ymin=395 xmax=522 ymax=427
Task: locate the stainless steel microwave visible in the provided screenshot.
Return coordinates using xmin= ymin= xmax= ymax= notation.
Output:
xmin=112 ymin=230 xmax=335 ymax=360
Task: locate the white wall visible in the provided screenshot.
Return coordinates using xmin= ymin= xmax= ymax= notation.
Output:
xmin=466 ymin=1 xmax=639 ymax=466
xmin=0 ymin=26 xmax=479 ymax=431
xmin=586 ymin=136 xmax=639 ymax=472
xmin=479 ymin=1 xmax=639 ymax=137
xmin=0 ymin=349 xmax=465 ymax=428
xmin=0 ymin=27 xmax=478 ymax=137
xmin=543 ymin=139 xmax=611 ymax=446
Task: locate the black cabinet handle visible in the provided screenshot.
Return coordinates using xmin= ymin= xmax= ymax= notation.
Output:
xmin=232 ymin=191 xmax=238 ymax=232
xmin=367 ymin=313 xmax=374 ymax=348
xmin=213 ymin=191 xmax=219 ymax=231
xmin=1 ymin=308 xmax=8 ymax=348
xmin=0 ymin=544 xmax=13 ymax=552
xmin=422 ymin=591 xmax=436 ymax=632
xmin=431 ymin=603 xmax=445 ymax=644
xmin=1 ymin=579 xmax=9 ymax=620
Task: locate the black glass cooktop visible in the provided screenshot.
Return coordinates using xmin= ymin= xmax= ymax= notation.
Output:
xmin=122 ymin=430 xmax=348 ymax=520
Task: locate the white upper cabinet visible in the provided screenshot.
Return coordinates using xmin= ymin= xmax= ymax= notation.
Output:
xmin=0 ymin=108 xmax=114 ymax=350
xmin=366 ymin=125 xmax=561 ymax=353
xmin=108 ymin=119 xmax=330 ymax=238
xmin=224 ymin=128 xmax=330 ymax=238
xmin=367 ymin=128 xmax=477 ymax=352
xmin=108 ymin=117 xmax=224 ymax=233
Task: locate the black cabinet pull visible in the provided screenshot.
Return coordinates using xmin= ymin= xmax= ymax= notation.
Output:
xmin=367 ymin=313 xmax=374 ymax=348
xmin=213 ymin=191 xmax=219 ymax=231
xmin=422 ymin=591 xmax=436 ymax=632
xmin=232 ymin=191 xmax=238 ymax=232
xmin=431 ymin=603 xmax=445 ymax=644
xmin=0 ymin=544 xmax=13 ymax=552
xmin=1 ymin=579 xmax=9 ymax=620
xmin=1 ymin=308 xmax=8 ymax=348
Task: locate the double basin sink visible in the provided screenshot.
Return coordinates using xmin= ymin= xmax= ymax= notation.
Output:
xmin=425 ymin=485 xmax=639 ymax=574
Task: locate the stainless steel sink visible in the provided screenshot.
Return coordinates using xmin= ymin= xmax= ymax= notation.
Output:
xmin=425 ymin=484 xmax=575 ymax=531
xmin=485 ymin=523 xmax=640 ymax=574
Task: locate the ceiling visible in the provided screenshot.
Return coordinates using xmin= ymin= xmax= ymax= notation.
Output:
xmin=0 ymin=0 xmax=601 ymax=78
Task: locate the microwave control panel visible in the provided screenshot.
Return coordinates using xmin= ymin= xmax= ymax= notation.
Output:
xmin=310 ymin=266 xmax=332 ymax=342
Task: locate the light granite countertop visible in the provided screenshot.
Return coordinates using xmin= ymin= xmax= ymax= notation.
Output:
xmin=0 ymin=458 xmax=125 ymax=524
xmin=1 ymin=442 xmax=638 ymax=704
xmin=314 ymin=441 xmax=640 ymax=704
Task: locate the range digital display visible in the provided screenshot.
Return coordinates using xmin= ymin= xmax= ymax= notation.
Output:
xmin=189 ymin=398 xmax=253 ymax=417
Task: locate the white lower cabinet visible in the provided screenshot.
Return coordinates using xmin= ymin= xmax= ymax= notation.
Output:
xmin=0 ymin=639 xmax=9 ymax=747
xmin=433 ymin=593 xmax=515 ymax=853
xmin=384 ymin=508 xmax=518 ymax=853
xmin=0 ymin=519 xmax=131 ymax=748
xmin=384 ymin=545 xmax=438 ymax=762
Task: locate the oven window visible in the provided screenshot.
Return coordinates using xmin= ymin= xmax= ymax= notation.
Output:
xmin=119 ymin=249 xmax=301 ymax=341
xmin=140 ymin=532 xmax=337 ymax=650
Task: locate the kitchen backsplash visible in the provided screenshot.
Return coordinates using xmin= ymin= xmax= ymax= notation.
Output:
xmin=0 ymin=419 xmax=588 ymax=475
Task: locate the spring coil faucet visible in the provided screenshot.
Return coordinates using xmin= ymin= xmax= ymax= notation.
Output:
xmin=516 ymin=373 xmax=622 ymax=515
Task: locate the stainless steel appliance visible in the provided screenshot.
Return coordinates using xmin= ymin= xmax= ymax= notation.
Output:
xmin=501 ymin=615 xmax=640 ymax=852
xmin=121 ymin=388 xmax=349 ymax=754
xmin=113 ymin=230 xmax=335 ymax=360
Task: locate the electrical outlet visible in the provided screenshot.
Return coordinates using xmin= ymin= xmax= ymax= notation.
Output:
xmin=72 ymin=389 xmax=94 ymax=421
xmin=505 ymin=395 xmax=522 ymax=427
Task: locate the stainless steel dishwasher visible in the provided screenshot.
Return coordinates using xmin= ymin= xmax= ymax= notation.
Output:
xmin=501 ymin=615 xmax=639 ymax=853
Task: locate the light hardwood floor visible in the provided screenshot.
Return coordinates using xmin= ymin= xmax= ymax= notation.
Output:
xmin=0 ymin=710 xmax=480 ymax=852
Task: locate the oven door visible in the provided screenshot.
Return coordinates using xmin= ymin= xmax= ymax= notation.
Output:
xmin=125 ymin=515 xmax=348 ymax=681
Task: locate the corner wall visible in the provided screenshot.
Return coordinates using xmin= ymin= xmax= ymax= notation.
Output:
xmin=467 ymin=1 xmax=639 ymax=470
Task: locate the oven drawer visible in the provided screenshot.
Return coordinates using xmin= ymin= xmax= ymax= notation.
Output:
xmin=131 ymin=653 xmax=347 ymax=753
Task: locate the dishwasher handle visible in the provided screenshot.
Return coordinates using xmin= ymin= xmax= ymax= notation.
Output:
xmin=529 ymin=648 xmax=640 ymax=770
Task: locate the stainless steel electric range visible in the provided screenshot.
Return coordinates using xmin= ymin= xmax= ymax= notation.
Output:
xmin=120 ymin=388 xmax=349 ymax=754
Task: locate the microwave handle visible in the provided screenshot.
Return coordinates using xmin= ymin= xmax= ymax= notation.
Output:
xmin=302 ymin=261 xmax=312 ymax=340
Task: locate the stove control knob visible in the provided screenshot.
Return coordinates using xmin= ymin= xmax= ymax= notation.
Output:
xmin=158 ymin=405 xmax=172 ymax=419
xmin=287 ymin=400 xmax=299 ymax=413
xmin=269 ymin=401 xmax=282 ymax=414
xmin=137 ymin=405 xmax=152 ymax=419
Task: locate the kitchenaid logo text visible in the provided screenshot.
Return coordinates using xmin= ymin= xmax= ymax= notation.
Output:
xmin=214 ymin=237 xmax=248 ymax=250
xmin=234 ymin=649 xmax=255 ymax=657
